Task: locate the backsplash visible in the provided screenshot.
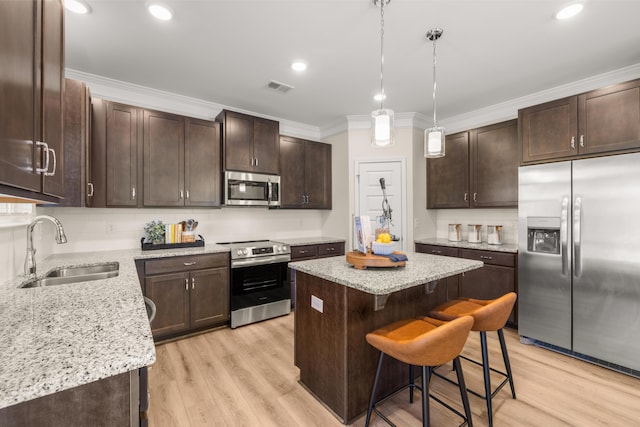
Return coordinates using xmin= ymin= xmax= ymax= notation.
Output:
xmin=435 ymin=208 xmax=518 ymax=244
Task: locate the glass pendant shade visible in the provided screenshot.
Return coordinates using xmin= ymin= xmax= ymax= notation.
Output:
xmin=371 ymin=108 xmax=394 ymax=147
xmin=424 ymin=126 xmax=445 ymax=158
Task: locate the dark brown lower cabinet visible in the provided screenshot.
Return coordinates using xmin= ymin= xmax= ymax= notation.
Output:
xmin=138 ymin=253 xmax=230 ymax=341
xmin=415 ymin=243 xmax=518 ymax=325
xmin=289 ymin=241 xmax=345 ymax=308
xmin=0 ymin=370 xmax=142 ymax=427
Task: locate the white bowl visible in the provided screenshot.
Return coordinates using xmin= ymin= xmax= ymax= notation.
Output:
xmin=372 ymin=242 xmax=395 ymax=255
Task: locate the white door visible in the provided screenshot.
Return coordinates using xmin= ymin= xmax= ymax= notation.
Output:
xmin=355 ymin=160 xmax=405 ymax=251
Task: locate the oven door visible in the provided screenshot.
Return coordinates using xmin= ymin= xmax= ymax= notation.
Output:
xmin=229 ymin=258 xmax=291 ymax=328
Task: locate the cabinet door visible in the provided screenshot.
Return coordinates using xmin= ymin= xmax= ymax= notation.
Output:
xmin=106 ymin=102 xmax=141 ymax=207
xmin=143 ymin=110 xmax=185 ymax=207
xmin=59 ymin=78 xmax=89 ymax=207
xmin=520 ymin=96 xmax=578 ymax=164
xmin=414 ymin=244 xmax=459 ymax=257
xmin=0 ymin=0 xmax=40 ymax=192
xmin=279 ymin=136 xmax=305 ymax=208
xmin=459 ymin=265 xmax=516 ymax=324
xmin=190 ymin=267 xmax=230 ymax=329
xmin=317 ymin=242 xmax=344 ymax=258
xmin=579 ymin=79 xmax=640 ymax=155
xmin=41 ymin=0 xmax=64 ymax=197
xmin=427 ymin=132 xmax=470 ymax=208
xmin=89 ymin=98 xmax=107 ymax=207
xmin=305 ymin=141 xmax=332 ymax=209
xmin=470 ymin=119 xmax=518 ymax=207
xmin=223 ymin=111 xmax=253 ymax=172
xmin=253 ymin=117 xmax=280 ymax=175
xmin=185 ymin=118 xmax=221 ymax=207
xmin=146 ymin=272 xmax=190 ymax=338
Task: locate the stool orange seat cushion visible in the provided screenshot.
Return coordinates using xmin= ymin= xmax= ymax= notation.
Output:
xmin=428 ymin=292 xmax=517 ymax=331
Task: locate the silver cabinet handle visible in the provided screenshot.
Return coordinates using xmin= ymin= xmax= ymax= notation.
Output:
xmin=183 ymin=261 xmax=197 ymax=266
xmin=250 ymin=157 xmax=254 ymax=166
xmin=184 ymin=278 xmax=188 ymax=290
xmin=480 ymin=255 xmax=493 ymax=260
xmin=132 ymin=187 xmax=136 ymax=200
xmin=180 ymin=190 xmax=184 ymax=199
xmin=464 ymin=193 xmax=468 ymax=202
xmin=301 ymin=194 xmax=305 ymax=203
xmin=299 ymin=250 xmax=307 ymax=254
xmin=35 ymin=141 xmax=50 ymax=174
xmin=431 ymin=249 xmax=442 ymax=254
xmin=185 ymin=190 xmax=189 ymax=199
xmin=255 ymin=157 xmax=258 ymax=166
xmin=579 ymin=134 xmax=585 ymax=148
xmin=561 ymin=196 xmax=569 ymax=276
xmin=574 ymin=196 xmax=582 ymax=277
xmin=473 ymin=192 xmax=477 ymax=202
xmin=571 ymin=136 xmax=576 ymax=149
xmin=87 ymin=182 xmax=94 ymax=197
xmin=44 ymin=147 xmax=57 ymax=176
xmin=191 ymin=277 xmax=195 ymax=290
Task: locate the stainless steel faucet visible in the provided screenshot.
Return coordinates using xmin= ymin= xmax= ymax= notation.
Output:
xmin=24 ymin=215 xmax=68 ymax=276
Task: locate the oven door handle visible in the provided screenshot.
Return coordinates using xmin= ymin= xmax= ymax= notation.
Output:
xmin=231 ymin=254 xmax=291 ymax=268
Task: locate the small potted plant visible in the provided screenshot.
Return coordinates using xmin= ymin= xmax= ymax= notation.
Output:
xmin=144 ymin=220 xmax=165 ymax=244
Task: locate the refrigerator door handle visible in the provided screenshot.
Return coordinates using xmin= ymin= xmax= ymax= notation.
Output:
xmin=561 ymin=196 xmax=569 ymax=276
xmin=574 ymin=196 xmax=582 ymax=277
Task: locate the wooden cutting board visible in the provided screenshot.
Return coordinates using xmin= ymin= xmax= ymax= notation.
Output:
xmin=345 ymin=250 xmax=407 ymax=270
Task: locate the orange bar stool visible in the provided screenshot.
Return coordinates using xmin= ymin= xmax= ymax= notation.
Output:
xmin=365 ymin=315 xmax=475 ymax=427
xmin=428 ymin=292 xmax=517 ymax=427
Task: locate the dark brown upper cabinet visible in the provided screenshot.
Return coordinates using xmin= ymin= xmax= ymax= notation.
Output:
xmin=0 ymin=0 xmax=64 ymax=202
xmin=279 ymin=136 xmax=332 ymax=209
xmin=427 ymin=132 xmax=470 ymax=209
xmin=90 ymin=100 xmax=143 ymax=208
xmin=470 ymin=119 xmax=518 ymax=208
xmin=427 ymin=119 xmax=518 ymax=209
xmin=184 ymin=118 xmax=222 ymax=207
xmin=520 ymin=78 xmax=640 ymax=164
xmin=217 ymin=110 xmax=279 ymax=175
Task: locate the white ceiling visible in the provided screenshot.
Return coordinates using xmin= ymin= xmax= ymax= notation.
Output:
xmin=65 ymin=0 xmax=640 ymax=130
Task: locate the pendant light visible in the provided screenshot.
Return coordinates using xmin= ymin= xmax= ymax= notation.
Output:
xmin=371 ymin=0 xmax=394 ymax=147
xmin=424 ymin=28 xmax=445 ymax=158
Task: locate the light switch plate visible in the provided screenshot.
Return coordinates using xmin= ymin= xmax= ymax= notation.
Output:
xmin=311 ymin=295 xmax=323 ymax=313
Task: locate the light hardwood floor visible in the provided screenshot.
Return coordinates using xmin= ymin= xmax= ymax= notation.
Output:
xmin=148 ymin=313 xmax=640 ymax=426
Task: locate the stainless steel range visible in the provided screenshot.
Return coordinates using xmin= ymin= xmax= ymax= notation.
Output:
xmin=218 ymin=240 xmax=291 ymax=328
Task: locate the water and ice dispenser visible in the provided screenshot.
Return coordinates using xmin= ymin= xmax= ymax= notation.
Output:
xmin=527 ymin=217 xmax=561 ymax=254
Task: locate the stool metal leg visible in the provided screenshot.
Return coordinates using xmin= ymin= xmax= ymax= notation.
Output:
xmin=421 ymin=366 xmax=430 ymax=427
xmin=365 ymin=352 xmax=385 ymax=427
xmin=498 ymin=329 xmax=516 ymax=399
xmin=453 ymin=356 xmax=473 ymax=427
xmin=409 ymin=364 xmax=415 ymax=403
xmin=480 ymin=331 xmax=493 ymax=427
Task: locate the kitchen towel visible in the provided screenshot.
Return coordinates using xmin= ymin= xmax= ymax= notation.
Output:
xmin=381 ymin=253 xmax=408 ymax=262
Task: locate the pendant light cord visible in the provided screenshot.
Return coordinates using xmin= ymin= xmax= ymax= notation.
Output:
xmin=379 ymin=0 xmax=386 ymax=110
xmin=432 ymin=34 xmax=437 ymax=127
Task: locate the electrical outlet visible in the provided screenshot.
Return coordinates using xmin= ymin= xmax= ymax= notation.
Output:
xmin=311 ymin=295 xmax=323 ymax=313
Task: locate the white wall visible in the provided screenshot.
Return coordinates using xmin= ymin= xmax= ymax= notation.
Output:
xmin=435 ymin=209 xmax=518 ymax=244
xmin=320 ymin=131 xmax=350 ymax=245
xmin=0 ymin=226 xmax=29 ymax=283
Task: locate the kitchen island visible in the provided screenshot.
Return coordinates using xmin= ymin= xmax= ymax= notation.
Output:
xmin=289 ymin=251 xmax=483 ymax=424
xmin=0 ymin=244 xmax=229 ymax=424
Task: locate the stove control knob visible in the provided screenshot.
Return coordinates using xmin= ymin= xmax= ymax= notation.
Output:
xmin=242 ymin=249 xmax=249 ymax=255
xmin=282 ymin=245 xmax=289 ymax=252
xmin=276 ymin=246 xmax=282 ymax=253
xmin=236 ymin=249 xmax=243 ymax=256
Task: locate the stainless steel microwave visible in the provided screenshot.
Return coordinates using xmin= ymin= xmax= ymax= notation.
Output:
xmin=224 ymin=171 xmax=280 ymax=207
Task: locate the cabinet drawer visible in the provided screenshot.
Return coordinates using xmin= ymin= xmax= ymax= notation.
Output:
xmin=144 ymin=253 xmax=229 ymax=275
xmin=415 ymin=244 xmax=459 ymax=257
xmin=459 ymin=249 xmax=515 ymax=267
xmin=291 ymin=245 xmax=318 ymax=260
xmin=317 ymin=242 xmax=345 ymax=258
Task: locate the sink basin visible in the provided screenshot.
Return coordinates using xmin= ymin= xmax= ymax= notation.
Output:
xmin=20 ymin=262 xmax=119 ymax=288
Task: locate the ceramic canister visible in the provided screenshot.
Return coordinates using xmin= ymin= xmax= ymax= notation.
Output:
xmin=468 ymin=224 xmax=482 ymax=243
xmin=448 ymin=224 xmax=462 ymax=242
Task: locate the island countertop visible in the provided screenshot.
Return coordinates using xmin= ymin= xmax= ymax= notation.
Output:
xmin=289 ymin=251 xmax=483 ymax=295
xmin=0 ymin=244 xmax=229 ymax=409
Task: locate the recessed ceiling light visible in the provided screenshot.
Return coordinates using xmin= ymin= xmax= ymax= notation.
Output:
xmin=147 ymin=2 xmax=173 ymax=21
xmin=291 ymin=61 xmax=307 ymax=72
xmin=65 ymin=0 xmax=91 ymax=14
xmin=555 ymin=2 xmax=584 ymax=20
xmin=373 ymin=93 xmax=386 ymax=102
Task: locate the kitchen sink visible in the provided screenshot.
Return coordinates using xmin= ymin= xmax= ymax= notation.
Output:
xmin=20 ymin=262 xmax=119 ymax=288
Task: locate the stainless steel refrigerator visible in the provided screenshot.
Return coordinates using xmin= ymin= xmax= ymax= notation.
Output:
xmin=518 ymin=152 xmax=640 ymax=372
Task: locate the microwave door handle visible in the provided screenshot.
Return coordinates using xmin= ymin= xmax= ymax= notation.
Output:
xmin=574 ymin=196 xmax=582 ymax=278
xmin=267 ymin=178 xmax=272 ymax=205
xmin=561 ymin=196 xmax=569 ymax=276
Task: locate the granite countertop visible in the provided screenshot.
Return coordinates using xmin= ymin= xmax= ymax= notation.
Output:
xmin=0 ymin=244 xmax=229 ymax=409
xmin=414 ymin=237 xmax=519 ymax=254
xmin=274 ymin=236 xmax=346 ymax=246
xmin=289 ymin=251 xmax=483 ymax=295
